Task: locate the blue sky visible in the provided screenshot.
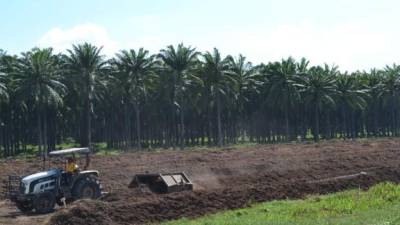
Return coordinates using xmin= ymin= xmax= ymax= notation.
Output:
xmin=1 ymin=0 xmax=399 ymax=71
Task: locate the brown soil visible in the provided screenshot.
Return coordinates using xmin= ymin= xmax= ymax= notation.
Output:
xmin=1 ymin=138 xmax=400 ymax=225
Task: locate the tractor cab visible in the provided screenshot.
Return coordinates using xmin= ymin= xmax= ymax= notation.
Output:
xmin=3 ymin=147 xmax=102 ymax=214
xmin=48 ymin=148 xmax=98 ymax=186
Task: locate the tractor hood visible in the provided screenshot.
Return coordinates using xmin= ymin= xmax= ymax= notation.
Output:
xmin=22 ymin=169 xmax=58 ymax=184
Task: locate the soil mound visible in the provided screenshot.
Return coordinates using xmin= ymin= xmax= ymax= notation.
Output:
xmin=46 ymin=200 xmax=113 ymax=225
xmin=47 ymin=168 xmax=400 ymax=225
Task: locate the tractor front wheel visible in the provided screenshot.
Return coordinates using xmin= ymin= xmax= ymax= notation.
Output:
xmin=16 ymin=201 xmax=33 ymax=213
xmin=33 ymin=192 xmax=56 ymax=214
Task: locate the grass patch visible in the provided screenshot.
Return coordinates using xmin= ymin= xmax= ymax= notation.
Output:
xmin=164 ymin=182 xmax=400 ymax=225
xmin=94 ymin=148 xmax=121 ymax=156
xmin=150 ymin=142 xmax=259 ymax=153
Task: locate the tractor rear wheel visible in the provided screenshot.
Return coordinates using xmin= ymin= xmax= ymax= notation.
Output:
xmin=33 ymin=192 xmax=56 ymax=214
xmin=72 ymin=176 xmax=101 ymax=200
xmin=16 ymin=201 xmax=33 ymax=213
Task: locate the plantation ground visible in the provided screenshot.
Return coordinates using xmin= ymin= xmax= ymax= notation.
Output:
xmin=1 ymin=138 xmax=400 ymax=225
xmin=165 ymin=182 xmax=400 ymax=225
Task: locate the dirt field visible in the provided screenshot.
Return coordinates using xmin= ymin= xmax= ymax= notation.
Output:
xmin=1 ymin=138 xmax=400 ymax=225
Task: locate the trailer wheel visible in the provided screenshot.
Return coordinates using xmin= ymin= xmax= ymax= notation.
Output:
xmin=16 ymin=201 xmax=33 ymax=212
xmin=33 ymin=192 xmax=56 ymax=214
xmin=72 ymin=176 xmax=101 ymax=200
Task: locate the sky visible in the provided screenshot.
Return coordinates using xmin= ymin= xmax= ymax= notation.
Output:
xmin=1 ymin=0 xmax=399 ymax=72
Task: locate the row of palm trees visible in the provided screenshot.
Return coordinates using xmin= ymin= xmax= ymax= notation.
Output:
xmin=0 ymin=43 xmax=399 ymax=157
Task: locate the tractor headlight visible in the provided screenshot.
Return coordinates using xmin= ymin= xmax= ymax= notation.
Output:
xmin=19 ymin=182 xmax=26 ymax=194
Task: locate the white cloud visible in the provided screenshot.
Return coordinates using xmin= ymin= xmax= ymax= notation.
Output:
xmin=37 ymin=20 xmax=400 ymax=72
xmin=37 ymin=23 xmax=118 ymax=55
xmin=198 ymin=21 xmax=396 ymax=72
xmin=119 ymin=20 xmax=399 ymax=72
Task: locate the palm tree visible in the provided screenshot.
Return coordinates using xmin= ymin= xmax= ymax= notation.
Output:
xmin=298 ymin=65 xmax=337 ymax=141
xmin=336 ymin=74 xmax=368 ymax=138
xmin=381 ymin=64 xmax=400 ymax=135
xmin=159 ymin=43 xmax=200 ymax=149
xmin=0 ymin=51 xmax=11 ymax=102
xmin=14 ymin=48 xmax=65 ymax=158
xmin=202 ymin=48 xmax=237 ymax=146
xmin=64 ymin=43 xmax=106 ymax=148
xmin=226 ymin=54 xmax=260 ymax=142
xmin=363 ymin=69 xmax=384 ymax=136
xmin=227 ymin=54 xmax=261 ymax=115
xmin=0 ymin=70 xmax=8 ymax=102
xmin=111 ymin=48 xmax=158 ymax=149
xmin=267 ymin=57 xmax=301 ymax=141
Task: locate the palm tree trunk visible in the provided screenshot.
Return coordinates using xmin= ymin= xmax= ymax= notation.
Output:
xmin=43 ymin=107 xmax=48 ymax=156
xmin=373 ymin=107 xmax=378 ymax=136
xmin=86 ymin=101 xmax=91 ymax=147
xmin=36 ymin=106 xmax=44 ymax=168
xmin=326 ymin=111 xmax=332 ymax=139
xmin=208 ymin=108 xmax=213 ymax=146
xmin=180 ymin=95 xmax=185 ymax=150
xmin=217 ymin=92 xmax=223 ymax=147
xmin=82 ymin=91 xmax=92 ymax=148
xmin=284 ymin=93 xmax=291 ymax=141
xmin=392 ymin=100 xmax=396 ymax=136
xmin=285 ymin=109 xmax=290 ymax=141
xmin=123 ymin=101 xmax=130 ymax=150
xmin=81 ymin=73 xmax=92 ymax=149
xmin=342 ymin=106 xmax=347 ymax=139
xmin=134 ymin=104 xmax=142 ymax=150
xmin=314 ymin=103 xmax=319 ymax=142
xmin=171 ymin=104 xmax=176 ymax=149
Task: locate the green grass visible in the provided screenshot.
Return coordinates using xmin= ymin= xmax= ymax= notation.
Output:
xmin=57 ymin=141 xmax=121 ymax=156
xmin=8 ymin=140 xmax=261 ymax=158
xmin=150 ymin=142 xmax=259 ymax=153
xmin=164 ymin=182 xmax=400 ymax=225
xmin=7 ymin=137 xmax=392 ymax=159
